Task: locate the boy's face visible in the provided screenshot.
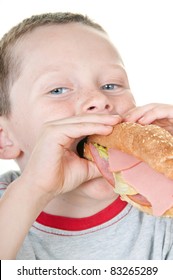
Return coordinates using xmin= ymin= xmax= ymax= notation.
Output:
xmin=8 ymin=23 xmax=135 ymax=168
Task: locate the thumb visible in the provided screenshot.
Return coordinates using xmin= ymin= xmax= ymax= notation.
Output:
xmin=86 ymin=160 xmax=102 ymax=181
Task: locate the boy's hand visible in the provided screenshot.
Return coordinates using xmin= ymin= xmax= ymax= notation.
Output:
xmin=2 ymin=114 xmax=123 ymax=259
xmin=124 ymin=103 xmax=173 ymax=135
xmin=21 ymin=114 xmax=121 ymax=198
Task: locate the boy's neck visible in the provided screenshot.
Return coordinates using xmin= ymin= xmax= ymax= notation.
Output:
xmin=43 ymin=194 xmax=117 ymax=218
xmin=43 ymin=179 xmax=118 ymax=218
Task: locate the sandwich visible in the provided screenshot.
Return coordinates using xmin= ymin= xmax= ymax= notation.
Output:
xmin=84 ymin=122 xmax=173 ymax=217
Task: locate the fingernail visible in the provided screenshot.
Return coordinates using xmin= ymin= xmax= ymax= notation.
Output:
xmin=138 ymin=117 xmax=145 ymax=123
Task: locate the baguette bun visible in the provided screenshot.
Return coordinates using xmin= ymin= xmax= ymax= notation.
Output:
xmin=86 ymin=122 xmax=173 ymax=179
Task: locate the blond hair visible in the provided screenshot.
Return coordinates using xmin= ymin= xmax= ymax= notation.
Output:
xmin=0 ymin=12 xmax=105 ymax=116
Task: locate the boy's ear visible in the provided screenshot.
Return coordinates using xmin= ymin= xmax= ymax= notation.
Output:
xmin=0 ymin=126 xmax=21 ymax=160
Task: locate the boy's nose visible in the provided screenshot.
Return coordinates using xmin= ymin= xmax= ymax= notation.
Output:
xmin=79 ymin=91 xmax=114 ymax=114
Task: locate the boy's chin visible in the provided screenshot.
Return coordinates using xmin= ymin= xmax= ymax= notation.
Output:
xmin=77 ymin=177 xmax=117 ymax=201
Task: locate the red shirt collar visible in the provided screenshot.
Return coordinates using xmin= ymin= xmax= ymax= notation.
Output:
xmin=36 ymin=196 xmax=127 ymax=231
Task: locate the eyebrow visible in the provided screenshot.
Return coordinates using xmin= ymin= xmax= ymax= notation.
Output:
xmin=32 ymin=63 xmax=127 ymax=87
xmin=36 ymin=62 xmax=126 ymax=75
xmin=104 ymin=64 xmax=128 ymax=77
xmin=105 ymin=63 xmax=126 ymax=71
xmin=31 ymin=67 xmax=62 ymax=88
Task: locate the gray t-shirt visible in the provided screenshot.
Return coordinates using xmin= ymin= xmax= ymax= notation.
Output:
xmin=0 ymin=171 xmax=173 ymax=260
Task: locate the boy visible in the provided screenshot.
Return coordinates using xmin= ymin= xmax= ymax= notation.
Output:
xmin=0 ymin=12 xmax=173 ymax=260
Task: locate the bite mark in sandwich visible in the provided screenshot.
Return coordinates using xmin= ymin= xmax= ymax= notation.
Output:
xmin=84 ymin=122 xmax=173 ymax=217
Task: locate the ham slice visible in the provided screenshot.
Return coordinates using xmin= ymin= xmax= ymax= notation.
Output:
xmin=89 ymin=144 xmax=114 ymax=186
xmin=122 ymin=162 xmax=173 ymax=216
xmin=108 ymin=148 xmax=141 ymax=172
xmin=127 ymin=193 xmax=151 ymax=207
xmin=89 ymin=144 xmax=173 ymax=216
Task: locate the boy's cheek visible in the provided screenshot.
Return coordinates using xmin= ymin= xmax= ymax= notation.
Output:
xmin=116 ymin=92 xmax=136 ymax=117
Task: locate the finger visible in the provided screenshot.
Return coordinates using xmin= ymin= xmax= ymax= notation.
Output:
xmin=44 ymin=114 xmax=122 ymax=127
xmin=42 ymin=115 xmax=122 ymax=150
xmin=136 ymin=104 xmax=173 ymax=125
xmin=85 ymin=160 xmax=102 ymax=181
xmin=41 ymin=122 xmax=115 ymax=152
xmin=124 ymin=103 xmax=160 ymax=123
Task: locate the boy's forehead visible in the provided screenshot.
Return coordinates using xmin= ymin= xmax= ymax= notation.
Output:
xmin=14 ymin=23 xmax=121 ymax=60
xmin=12 ymin=23 xmax=123 ymax=80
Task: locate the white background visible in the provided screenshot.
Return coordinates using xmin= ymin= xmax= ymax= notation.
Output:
xmin=0 ymin=0 xmax=173 ymax=173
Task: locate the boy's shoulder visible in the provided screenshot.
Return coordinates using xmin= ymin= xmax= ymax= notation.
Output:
xmin=0 ymin=170 xmax=20 ymax=195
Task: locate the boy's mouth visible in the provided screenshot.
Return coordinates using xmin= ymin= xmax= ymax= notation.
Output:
xmin=76 ymin=137 xmax=88 ymax=158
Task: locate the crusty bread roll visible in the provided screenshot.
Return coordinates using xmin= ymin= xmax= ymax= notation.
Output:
xmin=87 ymin=122 xmax=173 ymax=179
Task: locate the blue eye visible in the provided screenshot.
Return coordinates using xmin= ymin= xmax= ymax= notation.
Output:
xmin=50 ymin=87 xmax=69 ymax=95
xmin=101 ymin=84 xmax=119 ymax=90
